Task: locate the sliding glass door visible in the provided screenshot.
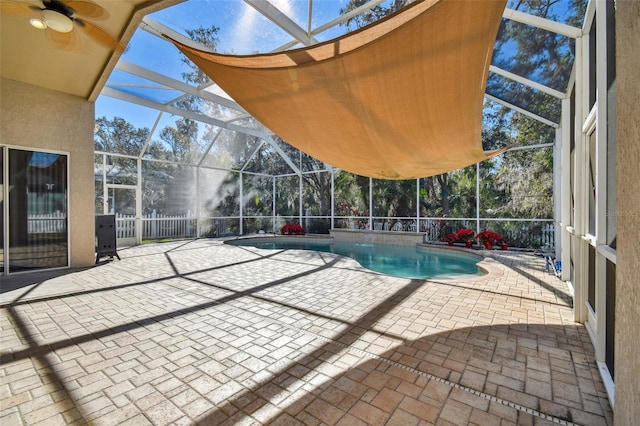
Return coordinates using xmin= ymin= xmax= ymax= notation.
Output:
xmin=2 ymin=147 xmax=69 ymax=274
xmin=1 ymin=149 xmax=4 ymax=274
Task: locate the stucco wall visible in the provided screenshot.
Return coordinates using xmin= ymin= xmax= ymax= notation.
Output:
xmin=614 ymin=1 xmax=640 ymax=423
xmin=1 ymin=77 xmax=95 ymax=268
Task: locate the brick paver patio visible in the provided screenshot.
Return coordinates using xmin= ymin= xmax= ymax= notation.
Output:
xmin=0 ymin=239 xmax=613 ymax=425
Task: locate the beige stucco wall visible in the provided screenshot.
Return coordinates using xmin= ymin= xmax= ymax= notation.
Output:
xmin=614 ymin=1 xmax=640 ymax=423
xmin=1 ymin=77 xmax=95 ymax=268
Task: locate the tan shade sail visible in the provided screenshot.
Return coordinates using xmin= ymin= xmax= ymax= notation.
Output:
xmin=167 ymin=0 xmax=506 ymax=179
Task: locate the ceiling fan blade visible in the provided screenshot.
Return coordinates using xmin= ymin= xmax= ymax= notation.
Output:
xmin=46 ymin=27 xmax=78 ymax=50
xmin=77 ymin=20 xmax=124 ymax=52
xmin=0 ymin=2 xmax=37 ymax=14
xmin=64 ymin=0 xmax=107 ymax=20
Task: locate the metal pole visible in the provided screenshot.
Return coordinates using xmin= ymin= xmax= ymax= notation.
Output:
xmin=416 ymin=178 xmax=420 ymax=233
xmin=331 ymin=168 xmax=335 ymax=230
xmin=239 ymin=172 xmax=243 ymax=235
xmin=136 ymin=158 xmax=142 ymax=245
xmin=196 ymin=167 xmax=200 ymax=238
xmin=102 ymin=153 xmax=108 ymax=215
xmin=476 ymin=162 xmax=481 ymax=234
xmin=299 ymin=170 xmax=303 ymax=225
xmin=369 ymin=177 xmax=373 ymax=230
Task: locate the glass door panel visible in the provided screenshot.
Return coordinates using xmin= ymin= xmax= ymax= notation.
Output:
xmin=8 ymin=149 xmax=68 ymax=272
xmin=1 ymin=148 xmax=4 ymax=274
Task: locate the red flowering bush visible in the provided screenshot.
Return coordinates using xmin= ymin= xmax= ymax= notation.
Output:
xmin=454 ymin=228 xmax=475 ymax=242
xmin=475 ymin=230 xmax=504 ymax=248
xmin=442 ymin=233 xmax=457 ymax=243
xmin=281 ymin=223 xmax=306 ymax=235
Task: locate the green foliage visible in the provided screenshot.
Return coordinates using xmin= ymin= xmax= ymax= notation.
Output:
xmin=339 ymin=0 xmax=409 ymax=30
xmin=94 ymin=116 xmax=150 ymax=156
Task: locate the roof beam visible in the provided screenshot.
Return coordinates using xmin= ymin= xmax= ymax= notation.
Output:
xmin=102 ymin=87 xmax=272 ymax=140
xmin=276 ymin=0 xmax=387 ymax=51
xmin=489 ymin=65 xmax=566 ymax=99
xmin=503 ymin=8 xmax=582 ymax=39
xmin=264 ymin=136 xmax=300 ymax=174
xmin=484 ymin=94 xmax=559 ymax=128
xmin=241 ymin=140 xmax=266 ymax=172
xmin=140 ymin=17 xmax=209 ymax=51
xmin=240 ymin=138 xmax=301 ymax=175
xmin=508 ymin=142 xmax=555 ymax=151
xmin=139 ymin=112 xmax=164 ymax=158
xmin=244 ymin=0 xmax=318 ymax=46
xmin=582 ymin=0 xmax=596 ymax=33
xmin=113 ymin=60 xmax=248 ymax=115
xmin=196 ymin=127 xmax=223 ymax=167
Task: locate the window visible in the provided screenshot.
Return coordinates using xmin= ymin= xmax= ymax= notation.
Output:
xmin=587 ymin=244 xmax=596 ymax=312
xmin=605 ymin=259 xmax=616 ymax=376
xmin=588 ymin=17 xmax=597 ymax=109
xmin=588 ymin=130 xmax=597 ymax=236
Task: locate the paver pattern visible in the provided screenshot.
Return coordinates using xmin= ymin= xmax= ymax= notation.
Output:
xmin=0 ymin=239 xmax=613 ymax=425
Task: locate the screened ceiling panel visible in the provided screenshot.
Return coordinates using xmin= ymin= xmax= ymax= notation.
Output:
xmin=167 ymin=94 xmax=236 ymax=122
xmin=197 ymin=99 xmax=247 ymax=122
xmin=119 ymin=29 xmax=187 ymax=81
xmin=107 ymin=70 xmax=184 ymax=104
xmin=203 ymin=85 xmax=237 ymax=104
xmin=486 ymin=73 xmax=561 ymax=124
xmin=506 ymin=0 xmax=588 ymax=27
xmin=230 ymin=116 xmax=269 ymax=132
xmin=148 ymin=0 xmax=298 ymax=55
xmin=264 ymin=0 xmax=312 ymax=33
xmin=145 ymin=114 xmax=205 ymax=163
xmin=95 ymin=98 xmax=161 ymax=147
xmin=492 ymin=19 xmax=575 ymax=92
xmin=200 ymin=129 xmax=262 ymax=170
xmin=244 ymin=143 xmax=295 ymax=175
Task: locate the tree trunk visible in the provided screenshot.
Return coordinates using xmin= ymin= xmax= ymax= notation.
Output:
xmin=437 ymin=173 xmax=450 ymax=216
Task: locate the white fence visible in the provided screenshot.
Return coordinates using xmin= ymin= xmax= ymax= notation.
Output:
xmin=116 ymin=210 xmax=197 ymax=240
xmin=27 ymin=211 xmax=67 ymax=234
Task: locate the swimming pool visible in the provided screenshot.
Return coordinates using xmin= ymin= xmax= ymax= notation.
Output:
xmin=228 ymin=238 xmax=483 ymax=279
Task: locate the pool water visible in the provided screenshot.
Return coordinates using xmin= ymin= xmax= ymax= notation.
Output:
xmin=229 ymin=239 xmax=482 ymax=279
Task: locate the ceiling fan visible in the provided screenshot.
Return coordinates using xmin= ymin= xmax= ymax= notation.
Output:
xmin=1 ymin=0 xmax=124 ymax=51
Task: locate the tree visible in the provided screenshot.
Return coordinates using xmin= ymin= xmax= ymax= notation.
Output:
xmin=158 ymin=117 xmax=200 ymax=163
xmin=339 ymin=0 xmax=409 ymax=30
xmin=94 ymin=116 xmax=150 ymax=156
xmin=495 ymin=117 xmax=555 ymax=219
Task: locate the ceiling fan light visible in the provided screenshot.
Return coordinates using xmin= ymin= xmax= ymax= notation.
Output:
xmin=29 ymin=18 xmax=47 ymax=30
xmin=42 ymin=9 xmax=74 ymax=33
